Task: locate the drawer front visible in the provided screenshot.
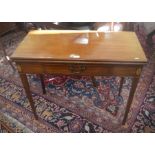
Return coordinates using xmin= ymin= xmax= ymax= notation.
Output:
xmin=17 ymin=63 xmax=142 ymax=77
xmin=44 ymin=64 xmax=87 ymax=74
xmin=17 ymin=63 xmax=43 ymax=73
xmin=44 ymin=64 xmax=142 ymax=77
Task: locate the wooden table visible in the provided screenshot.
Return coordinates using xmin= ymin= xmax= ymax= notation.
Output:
xmin=11 ymin=30 xmax=147 ymax=125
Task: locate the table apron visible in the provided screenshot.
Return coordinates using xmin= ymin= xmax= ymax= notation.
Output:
xmin=16 ymin=63 xmax=143 ymax=77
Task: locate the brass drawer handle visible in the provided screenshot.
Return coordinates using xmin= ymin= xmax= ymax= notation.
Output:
xmin=69 ymin=65 xmax=86 ymax=74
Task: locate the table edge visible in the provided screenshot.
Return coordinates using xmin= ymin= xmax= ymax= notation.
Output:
xmin=11 ymin=57 xmax=147 ymax=65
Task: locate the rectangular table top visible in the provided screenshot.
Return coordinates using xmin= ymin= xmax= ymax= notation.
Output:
xmin=11 ymin=30 xmax=147 ymax=64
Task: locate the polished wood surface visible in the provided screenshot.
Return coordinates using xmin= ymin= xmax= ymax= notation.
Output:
xmin=11 ymin=30 xmax=147 ymax=63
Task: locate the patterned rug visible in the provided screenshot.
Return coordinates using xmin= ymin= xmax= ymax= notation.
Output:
xmin=0 ymin=29 xmax=155 ymax=132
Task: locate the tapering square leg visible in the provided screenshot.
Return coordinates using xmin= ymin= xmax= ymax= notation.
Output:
xmin=19 ymin=73 xmax=38 ymax=120
xmin=122 ymin=77 xmax=139 ymax=125
xmin=91 ymin=76 xmax=97 ymax=87
xmin=39 ymin=74 xmax=46 ymax=94
xmin=118 ymin=77 xmax=124 ymax=96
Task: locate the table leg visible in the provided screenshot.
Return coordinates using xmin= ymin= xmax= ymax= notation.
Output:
xmin=122 ymin=77 xmax=139 ymax=125
xmin=91 ymin=76 xmax=97 ymax=87
xmin=39 ymin=74 xmax=46 ymax=94
xmin=118 ymin=77 xmax=124 ymax=96
xmin=19 ymin=73 xmax=38 ymax=120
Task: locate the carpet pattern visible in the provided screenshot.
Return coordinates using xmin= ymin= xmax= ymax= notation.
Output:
xmin=0 ymin=111 xmax=32 ymax=133
xmin=0 ymin=28 xmax=155 ymax=132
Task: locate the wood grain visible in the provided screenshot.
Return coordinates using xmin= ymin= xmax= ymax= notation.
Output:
xmin=11 ymin=30 xmax=147 ymax=63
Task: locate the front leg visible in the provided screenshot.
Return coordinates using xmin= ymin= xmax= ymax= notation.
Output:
xmin=19 ymin=73 xmax=38 ymax=120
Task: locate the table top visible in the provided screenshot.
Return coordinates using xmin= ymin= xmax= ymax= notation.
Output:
xmin=11 ymin=30 xmax=147 ymax=64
